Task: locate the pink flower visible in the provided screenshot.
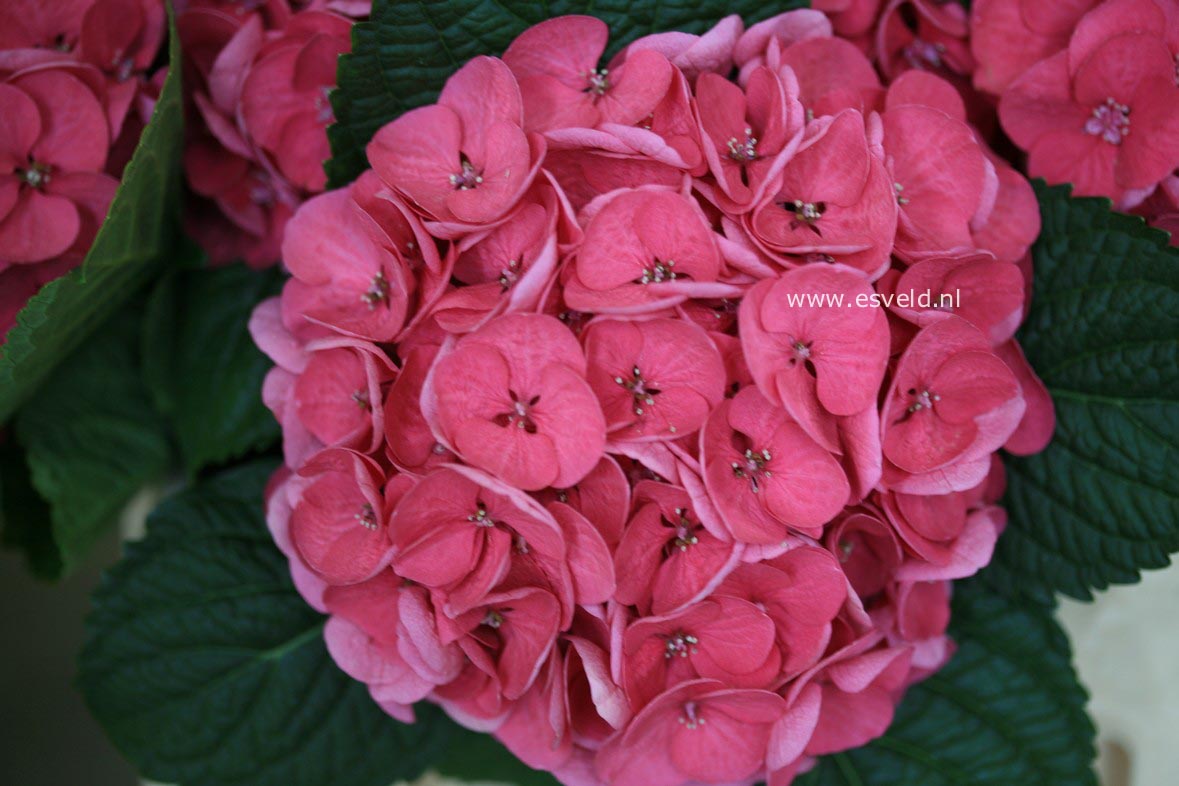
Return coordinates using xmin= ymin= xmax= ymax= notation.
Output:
xmin=280 ymin=185 xmax=413 ymax=342
xmin=702 ymin=386 xmax=850 ymax=543
xmin=880 ymin=102 xmax=993 ymax=259
xmin=739 ymin=265 xmax=890 ymax=449
xmin=971 ymin=0 xmax=1099 ymax=95
xmin=566 ymin=188 xmax=733 ymax=312
xmin=596 ymin=680 xmax=787 ymax=786
xmin=696 ymin=66 xmax=804 ymax=212
xmin=750 ymin=110 xmax=898 ymax=279
xmin=253 ymin=13 xmax=1062 ymax=780
xmin=289 ymin=448 xmax=396 ymax=584
xmin=240 ymin=10 xmax=352 ymax=192
xmin=622 ymin=15 xmax=744 ymax=83
xmin=876 ymin=0 xmax=974 ymax=82
xmin=0 ymin=68 xmax=117 ymax=264
xmin=431 ymin=182 xmax=563 ymax=332
xmin=882 ymin=252 xmax=1025 ymax=344
xmin=613 ymin=481 xmax=741 ymax=615
xmin=622 ymin=595 xmax=781 ymax=709
xmin=424 ymin=313 xmax=606 ymax=491
xmin=503 ymin=16 xmax=673 ymax=133
xmin=584 ymin=317 xmax=726 ymax=442
xmin=388 ymin=465 xmax=573 ymax=619
xmin=368 ymin=56 xmax=543 ymax=226
xmin=717 ymin=547 xmax=848 ymax=676
xmin=998 ymin=0 xmax=1179 ymax=201
xmin=881 ymin=316 xmax=1024 ymax=493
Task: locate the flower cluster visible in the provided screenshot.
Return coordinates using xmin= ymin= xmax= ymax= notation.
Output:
xmin=975 ymin=0 xmax=1179 ymax=240
xmin=0 ymin=0 xmax=166 ymax=342
xmin=254 ymin=11 xmax=1055 ymax=786
xmin=177 ymin=0 xmax=368 ymax=266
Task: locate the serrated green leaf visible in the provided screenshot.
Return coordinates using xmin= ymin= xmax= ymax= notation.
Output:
xmin=991 ymin=182 xmax=1179 ymax=605
xmin=0 ymin=7 xmax=183 ymax=424
xmin=142 ymin=261 xmax=282 ymax=476
xmin=78 ymin=460 xmax=450 ymax=786
xmin=326 ymin=0 xmax=809 ymax=186
xmin=796 ymin=579 xmax=1096 ymax=786
xmin=13 ymin=306 xmax=171 ymax=577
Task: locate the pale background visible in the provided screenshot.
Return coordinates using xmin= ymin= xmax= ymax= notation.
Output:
xmin=1 ymin=519 xmax=1176 ymax=786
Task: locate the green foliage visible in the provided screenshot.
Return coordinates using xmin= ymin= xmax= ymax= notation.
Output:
xmin=13 ymin=307 xmax=171 ymax=577
xmin=994 ymin=182 xmax=1179 ymax=604
xmin=0 ymin=436 xmax=60 ymax=578
xmin=326 ymin=0 xmax=809 ymax=185
xmin=142 ymin=260 xmax=283 ymax=476
xmin=78 ymin=461 xmax=451 ymax=786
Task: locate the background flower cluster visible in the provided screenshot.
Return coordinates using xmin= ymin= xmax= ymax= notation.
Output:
xmin=0 ymin=0 xmax=166 ymax=341
xmin=177 ymin=0 xmax=370 ymax=266
xmin=255 ymin=8 xmax=1061 ymax=785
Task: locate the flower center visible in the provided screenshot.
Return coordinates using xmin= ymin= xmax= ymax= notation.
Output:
xmin=664 ymin=631 xmax=699 ymax=659
xmin=637 ymin=259 xmax=676 ymax=284
xmin=350 ymin=390 xmax=371 ymax=410
xmin=360 ymin=270 xmax=390 ymax=309
xmin=731 ymin=448 xmax=773 ymax=494
xmin=20 ymin=161 xmax=51 ymax=190
xmin=498 ymin=258 xmax=521 ymax=290
xmin=907 ymin=387 xmax=940 ymax=413
xmin=781 ymin=199 xmax=826 ymax=235
xmin=727 ymin=127 xmax=759 ymax=162
xmin=838 ymin=539 xmax=855 ymax=562
xmin=678 ymin=701 xmax=706 ymax=729
xmin=894 ymin=182 xmax=909 ymax=205
xmin=494 ymin=391 xmax=540 ymax=433
xmin=467 ymin=502 xmax=495 ymax=527
xmin=354 ymin=503 xmax=377 ymax=531
xmin=449 ymin=157 xmax=483 ymax=190
xmin=903 ymin=38 xmax=945 ymax=70
xmin=1084 ymin=98 xmax=1131 ymax=145
xmin=584 ymin=68 xmax=610 ymax=97
xmin=615 ymin=365 xmax=662 ymax=416
xmin=663 ymin=507 xmax=701 ymax=554
xmin=483 ymin=609 xmax=504 ymax=629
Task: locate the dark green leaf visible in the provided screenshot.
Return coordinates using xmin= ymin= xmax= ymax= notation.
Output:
xmin=142 ymin=260 xmax=282 ymax=475
xmin=13 ymin=307 xmax=171 ymax=577
xmin=0 ymin=9 xmax=184 ymax=423
xmin=0 ymin=435 xmax=60 ymax=579
xmin=994 ymin=182 xmax=1179 ymax=604
xmin=78 ymin=460 xmax=450 ymax=786
xmin=436 ymin=723 xmax=561 ymax=786
xmin=326 ymin=0 xmax=809 ymax=186
xmin=796 ymin=579 xmax=1096 ymax=786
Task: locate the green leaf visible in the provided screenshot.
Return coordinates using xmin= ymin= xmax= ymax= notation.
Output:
xmin=326 ymin=0 xmax=809 ymax=186
xmin=143 ymin=260 xmax=283 ymax=476
xmin=0 ymin=435 xmax=60 ymax=579
xmin=993 ymin=182 xmax=1179 ymax=604
xmin=0 ymin=7 xmax=184 ymax=424
xmin=78 ymin=460 xmax=450 ymax=786
xmin=796 ymin=579 xmax=1096 ymax=786
xmin=13 ymin=306 xmax=171 ymax=577
xmin=436 ymin=723 xmax=561 ymax=786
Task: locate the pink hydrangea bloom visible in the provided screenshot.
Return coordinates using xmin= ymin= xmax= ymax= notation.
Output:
xmin=0 ymin=0 xmax=165 ymax=343
xmin=997 ymin=0 xmax=1179 ymax=202
xmin=255 ymin=12 xmax=1064 ymax=785
xmin=179 ymin=3 xmax=362 ymax=265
